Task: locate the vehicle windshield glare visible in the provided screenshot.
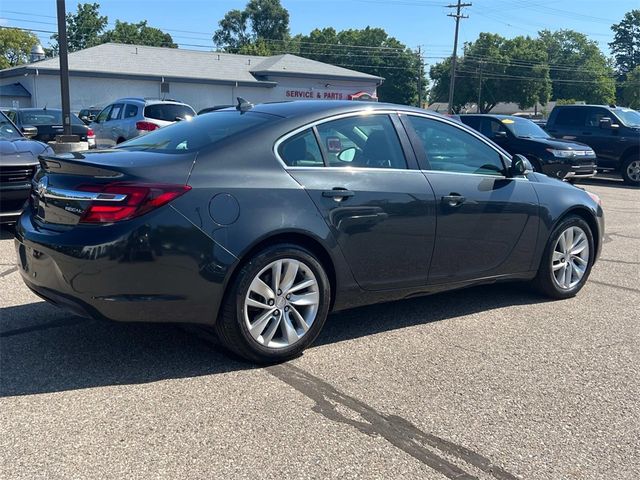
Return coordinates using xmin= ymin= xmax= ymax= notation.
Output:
xmin=116 ymin=110 xmax=274 ymax=152
xmin=0 ymin=114 xmax=23 ymax=140
xmin=615 ymin=108 xmax=640 ymax=127
xmin=503 ymin=117 xmax=550 ymax=139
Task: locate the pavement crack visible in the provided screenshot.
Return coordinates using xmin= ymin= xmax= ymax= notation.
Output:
xmin=268 ymin=363 xmax=519 ymax=480
xmin=599 ymin=258 xmax=640 ymax=266
xmin=589 ymin=279 xmax=640 ymax=294
xmin=0 ymin=266 xmax=18 ymax=278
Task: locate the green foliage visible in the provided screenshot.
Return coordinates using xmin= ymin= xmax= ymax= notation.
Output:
xmin=610 ymin=9 xmax=640 ymax=76
xmin=620 ymin=66 xmax=640 ymax=109
xmin=555 ymin=99 xmax=579 ymax=105
xmin=539 ymin=30 xmax=615 ymax=104
xmin=102 ymin=20 xmax=177 ymax=48
xmin=290 ymin=27 xmax=425 ymax=106
xmin=0 ymin=28 xmax=39 ymax=69
xmin=213 ymin=0 xmax=289 ymax=53
xmin=430 ymin=33 xmax=551 ymax=113
xmin=52 ymin=2 xmax=108 ymax=52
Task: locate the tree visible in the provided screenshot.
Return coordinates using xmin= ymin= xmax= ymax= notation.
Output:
xmin=539 ymin=30 xmax=615 ymax=104
xmin=51 ymin=2 xmax=108 ymax=52
xmin=620 ymin=66 xmax=640 ymax=109
xmin=429 ymin=33 xmax=550 ymax=113
xmin=213 ymin=0 xmax=289 ymax=53
xmin=290 ymin=27 xmax=425 ymax=106
xmin=102 ymin=20 xmax=177 ymax=48
xmin=610 ymin=10 xmax=640 ymax=77
xmin=0 ymin=28 xmax=39 ymax=69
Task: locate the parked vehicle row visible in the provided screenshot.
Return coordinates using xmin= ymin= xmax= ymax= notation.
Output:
xmin=14 ymin=100 xmax=604 ymax=362
xmin=0 ymin=111 xmax=53 ymax=224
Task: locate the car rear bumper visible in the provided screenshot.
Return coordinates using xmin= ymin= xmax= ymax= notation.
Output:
xmin=14 ymin=206 xmax=237 ymax=325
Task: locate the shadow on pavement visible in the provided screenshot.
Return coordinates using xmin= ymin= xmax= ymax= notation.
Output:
xmin=0 ymin=225 xmax=16 ymax=240
xmin=0 ymin=283 xmax=547 ymax=397
xmin=577 ymin=175 xmax=637 ymax=190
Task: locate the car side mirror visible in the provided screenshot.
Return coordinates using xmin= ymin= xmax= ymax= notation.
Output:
xmin=599 ymin=117 xmax=619 ymax=129
xmin=21 ymin=125 xmax=38 ymax=138
xmin=510 ymin=154 xmax=532 ymax=177
xmin=337 ymin=147 xmax=356 ymax=162
xmin=493 ymin=131 xmax=508 ymax=139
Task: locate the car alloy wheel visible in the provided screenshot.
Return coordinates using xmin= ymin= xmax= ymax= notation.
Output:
xmin=625 ymin=159 xmax=640 ymax=184
xmin=244 ymin=259 xmax=320 ymax=349
xmin=551 ymin=226 xmax=590 ymax=290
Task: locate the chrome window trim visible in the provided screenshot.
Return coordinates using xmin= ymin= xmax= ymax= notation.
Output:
xmin=42 ymin=186 xmax=127 ymax=202
xmin=273 ymin=109 xmax=411 ymax=171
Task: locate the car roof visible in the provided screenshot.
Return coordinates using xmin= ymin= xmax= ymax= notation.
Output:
xmin=113 ymin=97 xmax=190 ymax=106
xmin=249 ymin=100 xmax=446 ymax=120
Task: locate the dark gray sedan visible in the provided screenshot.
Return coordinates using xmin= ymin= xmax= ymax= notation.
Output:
xmin=15 ymin=100 xmax=604 ymax=362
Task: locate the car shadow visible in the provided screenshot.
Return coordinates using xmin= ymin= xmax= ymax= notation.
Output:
xmin=0 ymin=283 xmax=548 ymax=397
xmin=578 ymin=175 xmax=636 ymax=190
xmin=0 ymin=225 xmax=15 ymax=240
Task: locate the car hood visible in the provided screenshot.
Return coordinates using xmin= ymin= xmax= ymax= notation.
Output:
xmin=518 ymin=136 xmax=593 ymax=151
xmin=0 ymin=139 xmax=50 ymax=166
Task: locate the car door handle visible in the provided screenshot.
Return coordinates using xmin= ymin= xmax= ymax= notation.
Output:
xmin=322 ymin=188 xmax=354 ymax=201
xmin=442 ymin=194 xmax=466 ymax=207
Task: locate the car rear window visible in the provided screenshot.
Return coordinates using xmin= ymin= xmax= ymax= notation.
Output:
xmin=116 ymin=111 xmax=274 ymax=153
xmin=21 ymin=110 xmax=84 ymax=126
xmin=144 ymin=103 xmax=196 ymax=122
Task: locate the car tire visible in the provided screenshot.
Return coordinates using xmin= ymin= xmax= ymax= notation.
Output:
xmin=214 ymin=244 xmax=331 ymax=363
xmin=620 ymin=156 xmax=640 ymax=186
xmin=532 ymin=215 xmax=595 ymax=299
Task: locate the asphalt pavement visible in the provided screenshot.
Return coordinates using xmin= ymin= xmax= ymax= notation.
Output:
xmin=1 ymin=176 xmax=638 ymax=479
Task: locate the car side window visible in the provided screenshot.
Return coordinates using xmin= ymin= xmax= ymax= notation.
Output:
xmin=315 ymin=114 xmax=407 ymax=169
xmin=124 ymin=104 xmax=138 ymax=119
xmin=96 ymin=106 xmax=111 ymax=123
xmin=585 ymin=108 xmax=611 ymax=128
xmin=278 ymin=129 xmax=324 ymax=167
xmin=407 ymin=116 xmax=505 ymax=176
xmin=107 ymin=103 xmax=123 ymax=121
xmin=554 ymin=108 xmax=587 ymax=127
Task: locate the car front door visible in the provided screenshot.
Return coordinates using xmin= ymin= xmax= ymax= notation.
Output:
xmin=581 ymin=107 xmax=620 ymax=169
xmin=402 ymin=114 xmax=540 ymax=284
xmin=91 ymin=105 xmax=112 ymax=148
xmin=279 ymin=112 xmax=437 ymax=291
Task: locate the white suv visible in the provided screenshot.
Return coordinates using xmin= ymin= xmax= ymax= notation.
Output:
xmin=91 ymin=98 xmax=196 ymax=148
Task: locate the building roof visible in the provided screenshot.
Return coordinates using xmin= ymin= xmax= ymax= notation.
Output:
xmin=0 ymin=43 xmax=383 ymax=86
xmin=0 ymin=82 xmax=31 ymax=98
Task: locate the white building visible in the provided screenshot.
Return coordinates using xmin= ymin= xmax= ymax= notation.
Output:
xmin=0 ymin=43 xmax=383 ymax=112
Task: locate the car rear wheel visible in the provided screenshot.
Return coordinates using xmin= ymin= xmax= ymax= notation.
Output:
xmin=533 ymin=216 xmax=595 ymax=299
xmin=215 ymin=244 xmax=331 ymax=363
xmin=621 ymin=156 xmax=640 ymax=186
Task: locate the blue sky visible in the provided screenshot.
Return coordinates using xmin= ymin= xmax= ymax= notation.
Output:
xmin=1 ymin=0 xmax=636 ymax=69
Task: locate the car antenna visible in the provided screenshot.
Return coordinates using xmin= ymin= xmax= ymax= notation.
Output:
xmin=236 ymin=97 xmax=253 ymax=113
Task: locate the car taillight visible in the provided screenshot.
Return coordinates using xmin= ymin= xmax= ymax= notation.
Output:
xmin=77 ymin=183 xmax=191 ymax=224
xmin=87 ymin=128 xmax=95 ymax=138
xmin=136 ymin=121 xmax=159 ymax=131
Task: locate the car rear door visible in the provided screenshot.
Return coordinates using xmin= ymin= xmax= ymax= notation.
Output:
xmin=401 ymin=114 xmax=539 ymax=284
xmin=279 ymin=112 xmax=437 ymax=291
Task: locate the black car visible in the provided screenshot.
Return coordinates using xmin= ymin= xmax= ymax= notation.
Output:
xmin=4 ymin=108 xmax=95 ymax=149
xmin=0 ymin=111 xmax=53 ymax=224
xmin=458 ymin=114 xmax=597 ymax=181
xmin=15 ymin=101 xmax=604 ymax=363
xmin=545 ymin=104 xmax=640 ymax=186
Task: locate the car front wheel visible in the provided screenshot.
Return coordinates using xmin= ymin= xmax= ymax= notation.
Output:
xmin=215 ymin=244 xmax=331 ymax=363
xmin=533 ymin=216 xmax=595 ymax=299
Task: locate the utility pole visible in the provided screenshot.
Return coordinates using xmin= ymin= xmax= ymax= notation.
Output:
xmin=417 ymin=46 xmax=423 ymax=108
xmin=56 ymin=0 xmax=72 ymax=136
xmin=446 ymin=0 xmax=471 ymax=114
xmin=477 ymin=60 xmax=484 ymax=113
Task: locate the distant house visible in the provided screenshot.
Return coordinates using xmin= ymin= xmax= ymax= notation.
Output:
xmin=0 ymin=43 xmax=384 ymax=112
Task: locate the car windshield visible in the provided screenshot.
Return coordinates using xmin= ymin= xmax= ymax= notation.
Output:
xmin=614 ymin=108 xmax=640 ymax=127
xmin=0 ymin=113 xmax=22 ymax=140
xmin=20 ymin=110 xmax=83 ymax=126
xmin=116 ymin=110 xmax=274 ymax=152
xmin=502 ymin=117 xmax=550 ymax=138
xmin=144 ymin=103 xmax=196 ymax=122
